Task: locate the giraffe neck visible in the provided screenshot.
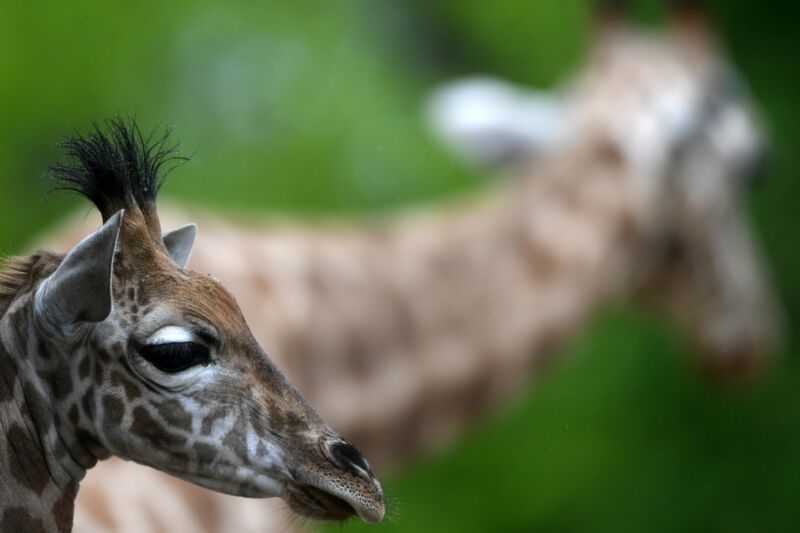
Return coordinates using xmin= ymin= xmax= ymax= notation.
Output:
xmin=0 ymin=280 xmax=93 ymax=532
xmin=231 ymin=140 xmax=639 ymax=467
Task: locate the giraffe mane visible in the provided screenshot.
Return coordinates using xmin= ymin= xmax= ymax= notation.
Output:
xmin=0 ymin=252 xmax=62 ymax=318
xmin=48 ymin=117 xmax=188 ymax=224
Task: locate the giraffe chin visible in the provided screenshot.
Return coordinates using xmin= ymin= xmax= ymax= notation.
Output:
xmin=285 ymin=480 xmax=386 ymax=524
xmin=284 ymin=483 xmax=360 ymax=522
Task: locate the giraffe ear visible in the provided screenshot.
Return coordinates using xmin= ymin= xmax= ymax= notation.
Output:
xmin=426 ymin=77 xmax=564 ymax=168
xmin=162 ymin=224 xmax=197 ymax=268
xmin=36 ymin=210 xmax=124 ymax=325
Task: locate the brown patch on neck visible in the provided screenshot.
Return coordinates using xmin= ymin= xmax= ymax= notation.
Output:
xmin=0 ymin=507 xmax=47 ymax=533
xmin=52 ymin=480 xmax=78 ymax=533
xmin=594 ymin=139 xmax=624 ymax=167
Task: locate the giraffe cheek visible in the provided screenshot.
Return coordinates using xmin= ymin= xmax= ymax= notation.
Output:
xmin=129 ymin=406 xmax=188 ymax=452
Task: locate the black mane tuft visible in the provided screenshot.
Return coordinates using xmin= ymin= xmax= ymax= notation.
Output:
xmin=49 ymin=117 xmax=188 ymax=221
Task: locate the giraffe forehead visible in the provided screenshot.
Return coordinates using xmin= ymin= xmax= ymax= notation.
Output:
xmin=125 ymin=268 xmax=248 ymax=332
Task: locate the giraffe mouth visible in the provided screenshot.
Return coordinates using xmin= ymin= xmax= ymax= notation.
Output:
xmin=285 ymin=483 xmax=359 ymax=522
xmin=284 ymin=441 xmax=385 ymax=524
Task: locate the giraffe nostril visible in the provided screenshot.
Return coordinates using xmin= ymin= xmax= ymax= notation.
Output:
xmin=327 ymin=441 xmax=373 ymax=478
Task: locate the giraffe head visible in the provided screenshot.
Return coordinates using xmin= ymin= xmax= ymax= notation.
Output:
xmin=427 ymin=3 xmax=780 ymax=377
xmin=37 ymin=119 xmax=384 ymax=523
xmin=569 ymin=3 xmax=781 ymax=376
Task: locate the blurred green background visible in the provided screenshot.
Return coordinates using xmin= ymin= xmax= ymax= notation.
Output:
xmin=1 ymin=1 xmax=799 ymax=531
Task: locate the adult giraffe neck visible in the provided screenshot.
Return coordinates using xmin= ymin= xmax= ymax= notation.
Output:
xmin=246 ymin=142 xmax=635 ymax=467
xmin=67 ymin=140 xmax=641 ymax=533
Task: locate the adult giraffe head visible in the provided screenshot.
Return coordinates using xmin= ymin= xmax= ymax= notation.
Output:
xmin=427 ymin=1 xmax=780 ymax=379
xmin=33 ymin=118 xmax=384 ymax=524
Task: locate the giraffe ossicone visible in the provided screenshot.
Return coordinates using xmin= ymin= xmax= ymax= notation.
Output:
xmin=0 ymin=118 xmax=384 ymax=532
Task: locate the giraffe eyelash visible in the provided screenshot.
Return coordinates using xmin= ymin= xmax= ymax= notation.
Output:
xmin=136 ymin=341 xmax=211 ymax=373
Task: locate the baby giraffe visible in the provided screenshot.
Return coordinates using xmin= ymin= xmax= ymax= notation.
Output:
xmin=0 ymin=120 xmax=384 ymax=532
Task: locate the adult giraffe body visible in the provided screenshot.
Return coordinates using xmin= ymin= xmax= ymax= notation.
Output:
xmin=0 ymin=122 xmax=385 ymax=532
xmin=51 ymin=8 xmax=780 ymax=532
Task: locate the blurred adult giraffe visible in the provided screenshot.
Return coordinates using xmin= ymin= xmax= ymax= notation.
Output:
xmin=36 ymin=1 xmax=779 ymax=531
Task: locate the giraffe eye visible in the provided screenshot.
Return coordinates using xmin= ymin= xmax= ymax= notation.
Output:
xmin=138 ymin=342 xmax=211 ymax=373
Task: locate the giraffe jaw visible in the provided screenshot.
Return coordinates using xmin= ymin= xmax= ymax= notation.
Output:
xmin=165 ymin=459 xmax=385 ymax=523
xmin=152 ymin=450 xmax=385 ymax=523
xmin=153 ymin=462 xmax=286 ymax=499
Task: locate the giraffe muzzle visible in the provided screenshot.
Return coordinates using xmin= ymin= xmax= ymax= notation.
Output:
xmin=284 ymin=438 xmax=385 ymax=523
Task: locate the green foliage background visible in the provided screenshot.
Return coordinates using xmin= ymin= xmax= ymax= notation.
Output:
xmin=1 ymin=1 xmax=798 ymax=531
